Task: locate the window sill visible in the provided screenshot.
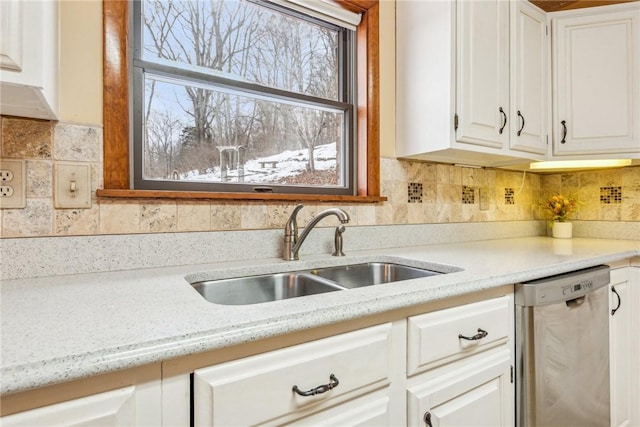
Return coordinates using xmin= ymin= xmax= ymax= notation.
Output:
xmin=96 ymin=188 xmax=387 ymax=203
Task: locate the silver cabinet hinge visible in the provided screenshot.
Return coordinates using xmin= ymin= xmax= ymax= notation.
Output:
xmin=511 ymin=365 xmax=514 ymax=383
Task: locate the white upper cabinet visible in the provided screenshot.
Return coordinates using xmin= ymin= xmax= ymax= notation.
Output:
xmin=456 ymin=0 xmax=510 ymax=150
xmin=510 ymin=1 xmax=549 ymax=155
xmin=396 ymin=0 xmax=548 ymax=167
xmin=0 ymin=0 xmax=59 ymax=120
xmin=551 ymin=3 xmax=639 ymax=156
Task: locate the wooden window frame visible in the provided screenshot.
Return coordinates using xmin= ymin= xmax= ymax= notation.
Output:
xmin=98 ymin=0 xmax=384 ymax=203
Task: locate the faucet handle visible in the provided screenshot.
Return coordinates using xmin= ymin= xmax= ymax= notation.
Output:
xmin=285 ymin=204 xmax=304 ymax=237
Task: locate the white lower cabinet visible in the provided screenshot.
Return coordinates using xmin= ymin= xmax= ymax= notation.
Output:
xmin=609 ymin=266 xmax=640 ymax=427
xmin=193 ymin=322 xmax=403 ymax=426
xmin=0 ymin=383 xmax=162 ymax=427
xmin=407 ymin=348 xmax=513 ymax=427
xmin=406 ymin=295 xmax=514 ymax=427
xmin=190 ymin=294 xmax=515 ymax=427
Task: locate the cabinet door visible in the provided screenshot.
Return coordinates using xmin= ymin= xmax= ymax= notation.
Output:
xmin=553 ymin=7 xmax=639 ymax=155
xmin=609 ymin=267 xmax=640 ymax=427
xmin=0 ymin=384 xmax=161 ymax=427
xmin=511 ymin=1 xmax=548 ymax=155
xmin=193 ymin=324 xmax=394 ymax=426
xmin=407 ymin=348 xmax=513 ymax=427
xmin=0 ymin=0 xmax=22 ymax=71
xmin=456 ymin=0 xmax=510 ymax=149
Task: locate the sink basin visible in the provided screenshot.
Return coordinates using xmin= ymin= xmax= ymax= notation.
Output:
xmin=192 ymin=272 xmax=343 ymax=305
xmin=310 ymin=262 xmax=441 ymax=288
xmin=191 ymin=261 xmax=447 ymax=305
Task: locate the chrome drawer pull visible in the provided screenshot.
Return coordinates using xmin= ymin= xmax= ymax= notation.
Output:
xmin=292 ymin=374 xmax=339 ymax=396
xmin=458 ymin=328 xmax=488 ymax=341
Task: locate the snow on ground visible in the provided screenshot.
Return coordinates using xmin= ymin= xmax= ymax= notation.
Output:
xmin=181 ymin=142 xmax=337 ymax=183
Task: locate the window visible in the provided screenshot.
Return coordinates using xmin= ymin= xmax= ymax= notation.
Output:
xmin=134 ymin=0 xmax=355 ymax=195
xmin=101 ymin=0 xmax=382 ymax=202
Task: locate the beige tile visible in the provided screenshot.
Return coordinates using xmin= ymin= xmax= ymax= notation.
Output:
xmin=91 ymin=162 xmax=103 ymax=193
xmin=54 ymin=205 xmax=100 ymax=235
xmin=599 ymin=205 xmax=622 ymax=221
xmin=381 ymin=158 xmax=407 ymax=182
xmin=25 ymin=160 xmax=52 ymax=198
xmin=384 ymin=181 xmax=407 ymax=205
xmin=540 ymin=174 xmax=561 ymax=193
xmin=267 ymin=204 xmax=294 ymax=229
xmin=374 ymin=203 xmax=393 ymax=225
xmin=240 ymin=204 xmax=268 ymax=229
xmin=578 ymin=171 xmax=598 ymax=187
xmin=2 ymin=117 xmax=53 ymax=159
xmin=356 ymin=204 xmax=377 ymax=226
xmin=621 ymin=203 xmax=640 ymax=221
xmin=435 ymin=204 xmax=452 ymax=223
xmin=177 ymin=202 xmax=210 ymax=231
xmin=560 ymin=173 xmax=579 ymax=188
xmin=141 ymin=202 xmax=177 ymax=232
xmin=620 ymin=166 xmax=640 ymax=187
xmin=99 ymin=200 xmax=141 ymax=234
xmin=392 ymin=203 xmax=408 ymax=224
xmin=53 ymin=122 xmax=102 ymax=162
xmin=1 ymin=198 xmax=53 ymax=237
xmin=436 ymin=184 xmax=459 ymax=205
xmin=210 ymin=204 xmax=241 ymax=230
xmin=406 ymin=203 xmax=427 ymax=224
xmin=598 ymin=170 xmax=622 ymax=187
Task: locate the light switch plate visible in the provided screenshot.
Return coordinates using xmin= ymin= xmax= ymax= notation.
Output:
xmin=0 ymin=159 xmax=26 ymax=209
xmin=55 ymin=162 xmax=92 ymax=209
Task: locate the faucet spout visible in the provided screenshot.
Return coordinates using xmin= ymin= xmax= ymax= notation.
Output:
xmin=283 ymin=205 xmax=350 ymax=261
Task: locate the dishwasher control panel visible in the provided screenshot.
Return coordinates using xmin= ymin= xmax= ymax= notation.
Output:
xmin=515 ymin=265 xmax=610 ymax=306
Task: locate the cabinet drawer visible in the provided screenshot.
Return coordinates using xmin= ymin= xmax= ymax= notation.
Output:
xmin=194 ymin=323 xmax=393 ymax=426
xmin=407 ymin=295 xmax=511 ymax=376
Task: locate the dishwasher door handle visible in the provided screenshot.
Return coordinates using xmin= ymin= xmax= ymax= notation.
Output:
xmin=458 ymin=328 xmax=488 ymax=341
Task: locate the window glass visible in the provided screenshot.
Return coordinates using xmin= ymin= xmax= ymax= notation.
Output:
xmin=134 ymin=0 xmax=355 ymax=194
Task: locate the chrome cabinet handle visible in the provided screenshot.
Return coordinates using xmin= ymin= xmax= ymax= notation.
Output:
xmin=611 ymin=285 xmax=621 ymax=316
xmin=424 ymin=411 xmax=433 ymax=427
xmin=499 ymin=107 xmax=507 ymax=134
xmin=458 ymin=328 xmax=488 ymax=341
xmin=292 ymin=374 xmax=339 ymax=396
xmin=517 ymin=110 xmax=525 ymax=136
xmin=561 ymin=120 xmax=567 ymax=143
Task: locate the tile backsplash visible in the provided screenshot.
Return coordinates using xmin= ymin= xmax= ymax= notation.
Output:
xmin=1 ymin=117 xmax=638 ymax=238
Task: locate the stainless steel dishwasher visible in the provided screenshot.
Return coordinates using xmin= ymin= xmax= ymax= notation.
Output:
xmin=515 ymin=264 xmax=611 ymax=427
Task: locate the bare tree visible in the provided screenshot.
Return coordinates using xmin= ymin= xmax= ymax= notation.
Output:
xmin=146 ymin=111 xmax=183 ymax=178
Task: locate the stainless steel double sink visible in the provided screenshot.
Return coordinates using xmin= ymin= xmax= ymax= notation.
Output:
xmin=191 ymin=262 xmax=445 ymax=305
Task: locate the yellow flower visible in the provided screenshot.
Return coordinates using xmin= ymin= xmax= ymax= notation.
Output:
xmin=543 ymin=193 xmax=578 ymax=222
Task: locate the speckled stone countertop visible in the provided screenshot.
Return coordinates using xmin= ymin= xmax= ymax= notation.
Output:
xmin=1 ymin=236 xmax=638 ymax=395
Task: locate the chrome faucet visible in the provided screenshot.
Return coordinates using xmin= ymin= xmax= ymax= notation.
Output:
xmin=284 ymin=204 xmax=350 ymax=261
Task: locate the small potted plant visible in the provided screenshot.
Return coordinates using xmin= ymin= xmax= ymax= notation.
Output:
xmin=544 ymin=193 xmax=578 ymax=238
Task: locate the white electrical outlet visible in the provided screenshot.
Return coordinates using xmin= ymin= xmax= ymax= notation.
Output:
xmin=0 ymin=186 xmax=15 ymax=197
xmin=1 ymin=170 xmax=14 ymax=182
xmin=0 ymin=159 xmax=26 ymax=209
xmin=55 ymin=162 xmax=92 ymax=209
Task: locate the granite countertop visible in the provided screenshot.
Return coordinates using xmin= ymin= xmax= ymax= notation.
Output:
xmin=1 ymin=236 xmax=638 ymax=395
